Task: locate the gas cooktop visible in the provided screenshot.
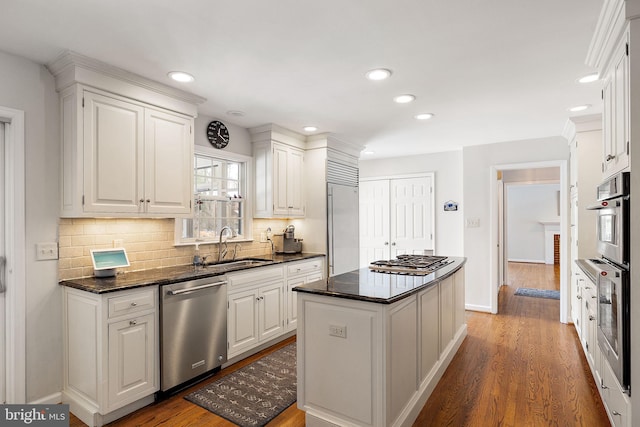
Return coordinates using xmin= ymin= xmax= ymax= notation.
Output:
xmin=369 ymin=255 xmax=454 ymax=275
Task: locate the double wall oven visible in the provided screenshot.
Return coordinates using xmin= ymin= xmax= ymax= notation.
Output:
xmin=586 ymin=171 xmax=630 ymax=394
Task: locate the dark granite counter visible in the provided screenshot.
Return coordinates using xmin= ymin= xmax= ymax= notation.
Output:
xmin=60 ymin=252 xmax=324 ymax=294
xmin=293 ymin=256 xmax=466 ymax=304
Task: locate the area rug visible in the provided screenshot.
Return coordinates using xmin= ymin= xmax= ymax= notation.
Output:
xmin=514 ymin=287 xmax=560 ymax=300
xmin=185 ymin=342 xmax=296 ymax=427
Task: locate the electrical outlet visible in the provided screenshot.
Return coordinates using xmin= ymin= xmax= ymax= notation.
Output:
xmin=329 ymin=324 xmax=347 ymax=338
xmin=36 ymin=242 xmax=58 ymax=261
xmin=113 ymin=239 xmax=123 ymax=248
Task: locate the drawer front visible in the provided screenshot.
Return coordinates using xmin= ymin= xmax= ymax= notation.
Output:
xmin=602 ymin=359 xmax=630 ymax=427
xmin=287 ymin=259 xmax=323 ymax=277
xmin=227 ymin=265 xmax=284 ymax=290
xmin=108 ymin=289 xmax=156 ymax=319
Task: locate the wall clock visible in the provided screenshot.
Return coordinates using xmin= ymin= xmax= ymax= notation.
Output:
xmin=206 ymin=120 xmax=230 ymax=149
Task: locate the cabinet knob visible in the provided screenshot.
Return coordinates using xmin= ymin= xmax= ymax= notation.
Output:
xmin=129 ymin=320 xmax=137 ymax=326
xmin=601 ymin=382 xmax=609 ymax=390
xmin=146 ymin=199 xmax=150 ymax=203
xmin=256 ymin=297 xmax=260 ymax=302
xmin=391 ymin=242 xmax=396 ymax=246
xmin=589 ymin=315 xmax=595 ymax=321
xmin=130 ymin=302 xmax=138 ymax=307
xmin=612 ymin=410 xmax=621 ymax=416
xmin=384 ymin=242 xmax=389 ymax=246
xmin=577 ymin=295 xmax=582 ymax=300
xmin=139 ymin=199 xmax=144 ymax=204
xmin=606 ymin=154 xmax=616 ymax=162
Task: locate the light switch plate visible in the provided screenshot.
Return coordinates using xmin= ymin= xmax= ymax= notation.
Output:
xmin=329 ymin=324 xmax=347 ymax=338
xmin=36 ymin=242 xmax=58 ymax=261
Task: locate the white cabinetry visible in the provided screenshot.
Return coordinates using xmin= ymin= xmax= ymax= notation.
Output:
xmin=62 ymin=287 xmax=158 ymax=427
xmin=227 ymin=265 xmax=285 ymax=358
xmin=285 ymin=259 xmax=324 ymax=331
xmin=602 ymin=30 xmax=630 ymax=178
xmin=601 ymin=359 xmax=631 ymax=427
xmin=60 ymin=87 xmax=193 ymax=217
xmin=298 ymin=266 xmax=466 ymax=427
xmin=359 ymin=175 xmax=434 ymax=266
xmin=251 ymin=125 xmax=306 ymax=218
xmin=226 ymin=258 xmax=325 ymax=359
xmin=49 ymin=52 xmax=201 ymax=218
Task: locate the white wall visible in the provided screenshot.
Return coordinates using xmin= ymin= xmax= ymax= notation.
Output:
xmin=0 ymin=50 xmax=61 ymax=401
xmin=506 ymin=183 xmax=560 ymax=263
xmin=462 ymin=137 xmax=569 ymax=312
xmin=359 ymin=150 xmax=463 ymax=256
xmin=194 ymin=115 xmax=252 ymax=156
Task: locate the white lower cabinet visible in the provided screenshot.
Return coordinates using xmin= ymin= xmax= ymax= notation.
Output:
xmin=63 ymin=286 xmax=158 ymax=427
xmin=226 ymin=257 xmax=325 ymax=360
xmin=285 ymin=259 xmax=323 ymax=332
xmin=601 ymin=359 xmax=631 ymax=427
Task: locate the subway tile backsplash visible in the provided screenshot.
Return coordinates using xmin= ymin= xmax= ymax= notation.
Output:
xmin=58 ymin=218 xmax=289 ymax=280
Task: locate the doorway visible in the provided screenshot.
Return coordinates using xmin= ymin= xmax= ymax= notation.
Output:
xmin=490 ymin=161 xmax=569 ymax=323
xmin=0 ymin=106 xmax=26 ymax=403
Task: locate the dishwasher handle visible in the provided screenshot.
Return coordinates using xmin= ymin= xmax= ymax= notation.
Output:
xmin=167 ymin=280 xmax=227 ymax=296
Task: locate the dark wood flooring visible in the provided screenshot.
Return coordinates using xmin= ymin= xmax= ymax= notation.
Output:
xmin=70 ymin=262 xmax=608 ymax=426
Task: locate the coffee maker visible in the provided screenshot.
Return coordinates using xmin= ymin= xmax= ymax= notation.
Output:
xmin=273 ymin=225 xmax=303 ymax=254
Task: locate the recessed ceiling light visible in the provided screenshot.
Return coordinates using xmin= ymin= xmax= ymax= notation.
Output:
xmin=365 ymin=68 xmax=392 ymax=81
xmin=569 ymin=104 xmax=591 ymax=112
xmin=415 ymin=113 xmax=434 ymax=120
xmin=363 ymin=150 xmax=375 ymax=155
xmin=303 ymin=126 xmax=318 ymax=132
xmin=394 ymin=94 xmax=416 ymax=104
xmin=578 ymin=73 xmax=599 ymax=84
xmin=167 ymin=71 xmax=195 ymax=83
xmin=226 ymin=110 xmax=245 ymax=117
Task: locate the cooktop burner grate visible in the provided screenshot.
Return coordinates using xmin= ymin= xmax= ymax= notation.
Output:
xmin=369 ymin=255 xmax=453 ymax=275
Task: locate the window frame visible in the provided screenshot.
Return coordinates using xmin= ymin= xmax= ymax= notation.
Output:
xmin=175 ymin=145 xmax=253 ymax=245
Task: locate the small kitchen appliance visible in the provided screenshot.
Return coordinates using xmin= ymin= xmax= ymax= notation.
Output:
xmin=273 ymin=225 xmax=303 ymax=254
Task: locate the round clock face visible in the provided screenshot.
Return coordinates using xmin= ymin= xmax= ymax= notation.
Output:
xmin=206 ymin=120 xmax=230 ymax=149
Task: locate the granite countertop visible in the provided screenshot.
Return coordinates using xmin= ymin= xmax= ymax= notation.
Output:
xmin=59 ymin=252 xmax=324 ymax=294
xmin=293 ymin=257 xmax=466 ymax=304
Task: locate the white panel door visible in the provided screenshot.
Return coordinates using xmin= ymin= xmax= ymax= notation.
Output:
xmin=0 ymin=122 xmax=4 ymax=403
xmin=228 ymin=289 xmax=259 ymax=356
xmin=259 ymin=283 xmax=284 ymax=342
xmin=359 ymin=180 xmax=390 ymax=266
xmin=272 ymin=144 xmax=290 ymax=215
xmin=84 ymin=91 xmax=144 ymax=213
xmin=389 ymin=177 xmax=433 ymax=257
xmin=144 ymin=109 xmax=192 ymax=215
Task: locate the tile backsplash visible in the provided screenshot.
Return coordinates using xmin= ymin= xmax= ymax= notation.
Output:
xmin=58 ymin=218 xmax=290 ymax=280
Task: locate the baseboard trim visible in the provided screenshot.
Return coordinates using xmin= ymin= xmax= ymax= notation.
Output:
xmin=465 ymin=304 xmax=492 ymax=313
xmin=508 ymin=258 xmax=545 ymax=264
xmin=29 ymin=392 xmax=62 ymax=405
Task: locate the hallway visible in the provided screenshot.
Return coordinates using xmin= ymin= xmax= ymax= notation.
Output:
xmin=414 ymin=262 xmax=609 ymax=426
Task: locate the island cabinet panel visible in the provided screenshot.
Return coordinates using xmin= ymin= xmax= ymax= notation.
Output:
xmin=419 ymin=285 xmax=440 ymax=382
xmin=387 ymin=297 xmax=418 ymax=425
xmin=302 ymin=300 xmax=379 ymax=426
xmin=297 ymin=265 xmax=466 ymax=427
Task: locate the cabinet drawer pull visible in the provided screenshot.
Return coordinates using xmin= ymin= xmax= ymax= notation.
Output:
xmin=129 ymin=320 xmax=137 ymax=326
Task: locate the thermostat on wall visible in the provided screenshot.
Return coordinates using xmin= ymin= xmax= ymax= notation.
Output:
xmin=90 ymin=248 xmax=130 ymax=277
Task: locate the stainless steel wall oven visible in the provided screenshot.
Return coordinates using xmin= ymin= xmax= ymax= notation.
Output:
xmin=587 ymin=171 xmax=630 ymax=395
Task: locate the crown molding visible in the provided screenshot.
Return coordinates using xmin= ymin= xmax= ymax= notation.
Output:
xmin=586 ymin=0 xmax=628 ymax=71
xmin=47 ymin=50 xmax=206 ymax=116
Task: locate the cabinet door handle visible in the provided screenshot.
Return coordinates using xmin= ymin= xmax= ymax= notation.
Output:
xmin=601 ymin=381 xmax=608 ymax=390
xmin=577 ymin=295 xmax=582 ymax=300
xmin=612 ymin=410 xmax=621 ymax=416
xmin=129 ymin=320 xmax=137 ymax=326
xmin=606 ymin=154 xmax=616 ymax=161
xmin=589 ymin=315 xmax=595 ymax=321
xmin=130 ymin=302 xmax=138 ymax=307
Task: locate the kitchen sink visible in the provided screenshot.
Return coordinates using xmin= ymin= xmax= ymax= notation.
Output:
xmin=205 ymin=258 xmax=274 ymax=270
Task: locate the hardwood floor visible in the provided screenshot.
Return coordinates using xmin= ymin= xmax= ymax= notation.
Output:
xmin=71 ymin=262 xmax=608 ymax=426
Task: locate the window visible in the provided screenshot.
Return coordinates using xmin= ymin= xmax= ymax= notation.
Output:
xmin=177 ymin=148 xmax=251 ymax=243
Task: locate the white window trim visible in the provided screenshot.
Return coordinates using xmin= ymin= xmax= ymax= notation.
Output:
xmin=175 ymin=146 xmax=253 ymax=245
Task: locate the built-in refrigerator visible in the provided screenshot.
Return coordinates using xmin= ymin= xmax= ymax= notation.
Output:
xmin=327 ymin=182 xmax=359 ymax=276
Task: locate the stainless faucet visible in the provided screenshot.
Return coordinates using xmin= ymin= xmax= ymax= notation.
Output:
xmin=218 ymin=226 xmax=236 ymax=262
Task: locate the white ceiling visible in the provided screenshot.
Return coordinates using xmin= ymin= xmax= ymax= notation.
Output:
xmin=0 ymin=0 xmax=603 ymax=158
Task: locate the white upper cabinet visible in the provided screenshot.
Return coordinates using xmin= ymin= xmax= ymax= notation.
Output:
xmin=602 ymin=30 xmax=630 ymax=178
xmin=49 ymin=51 xmax=204 ymax=217
xmin=251 ymin=125 xmax=306 ymax=218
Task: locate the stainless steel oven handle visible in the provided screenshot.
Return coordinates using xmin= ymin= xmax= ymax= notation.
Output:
xmin=586 ymin=200 xmax=621 ymax=210
xmin=167 ymin=280 xmax=227 ymax=295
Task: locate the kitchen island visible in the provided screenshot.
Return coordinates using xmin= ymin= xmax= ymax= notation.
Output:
xmin=294 ymin=257 xmax=466 ymax=427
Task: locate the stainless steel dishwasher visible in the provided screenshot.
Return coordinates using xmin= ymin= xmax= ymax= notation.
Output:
xmin=160 ymin=275 xmax=228 ymax=393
